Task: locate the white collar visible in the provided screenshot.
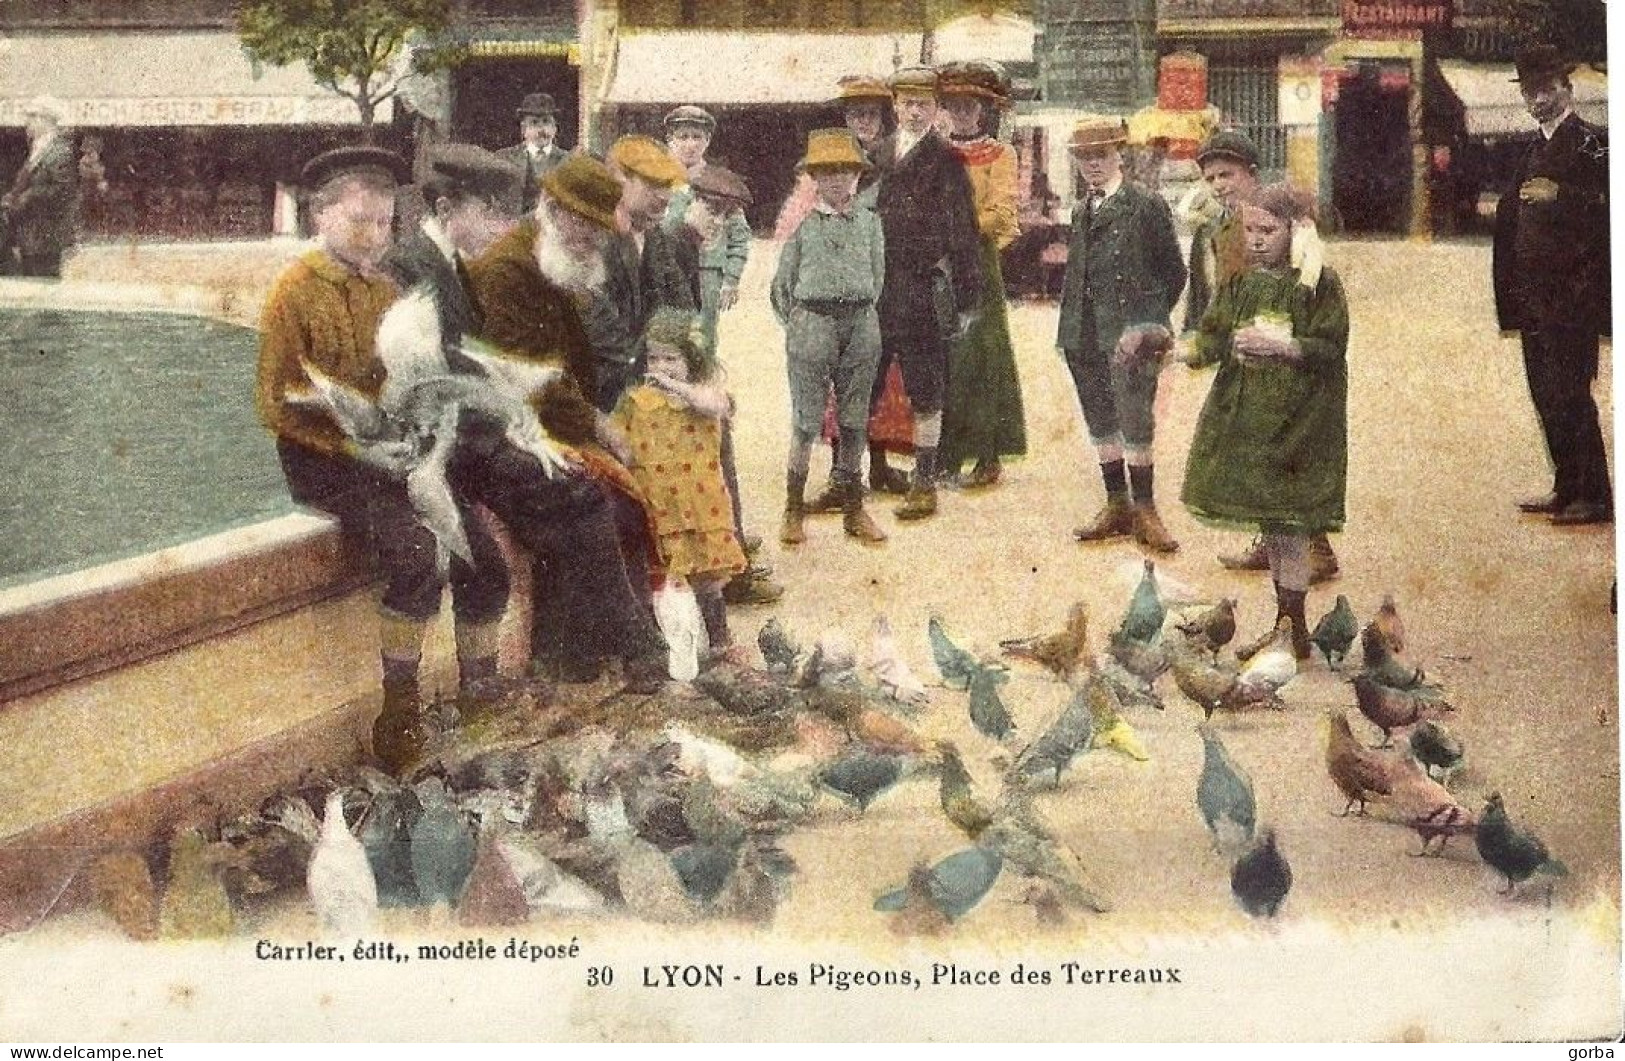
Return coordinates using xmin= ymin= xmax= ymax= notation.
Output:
xmin=1086 ymin=173 xmax=1124 ymax=203
xmin=895 ymin=127 xmax=927 ymax=162
xmin=420 ymin=216 xmax=457 ymax=264
xmin=1540 ymin=108 xmax=1574 ymax=139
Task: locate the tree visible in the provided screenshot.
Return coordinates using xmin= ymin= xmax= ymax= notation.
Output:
xmin=1481 ymin=0 xmax=1608 ymax=64
xmin=238 ymin=0 xmax=458 ymax=139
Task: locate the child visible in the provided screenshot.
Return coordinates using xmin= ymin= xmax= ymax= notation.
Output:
xmin=1180 ymin=183 xmax=1349 ymax=661
xmin=611 ymin=308 xmax=748 ymax=663
xmin=771 ymin=128 xmax=888 ymax=546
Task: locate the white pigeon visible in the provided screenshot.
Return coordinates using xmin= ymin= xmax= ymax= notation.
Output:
xmin=661 ymin=722 xmax=759 ymax=788
xmin=375 ymin=288 xmax=450 ymax=411
xmin=405 ymin=405 xmax=473 ymax=574
xmin=1238 ymin=619 xmax=1297 ymax=698
xmin=1113 ymin=558 xmax=1209 ymax=609
xmin=870 ymin=615 xmax=928 ymax=705
xmin=306 ymin=791 xmax=378 ymax=935
xmin=497 ymin=833 xmax=608 ymax=916
xmin=288 ymin=362 xmax=391 ymax=442
xmin=582 ymin=777 xmax=634 ymax=844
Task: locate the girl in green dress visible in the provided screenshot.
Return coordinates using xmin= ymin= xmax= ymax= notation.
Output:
xmin=1181 ymin=184 xmax=1349 ymax=660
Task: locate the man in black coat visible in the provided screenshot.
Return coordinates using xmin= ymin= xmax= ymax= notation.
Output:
xmin=1493 ymin=45 xmax=1612 ymax=526
xmin=498 ymin=93 xmax=569 ymax=215
xmin=1 ymin=97 xmax=79 ymax=277
xmin=872 ymin=65 xmax=984 ymax=522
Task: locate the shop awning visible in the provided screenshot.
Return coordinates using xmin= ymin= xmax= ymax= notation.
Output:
xmin=605 ymin=31 xmax=924 ymax=105
xmin=0 ymin=32 xmax=392 ymax=127
xmin=932 ymin=13 xmax=1035 ymax=65
xmin=1438 ymin=60 xmax=1607 ymax=137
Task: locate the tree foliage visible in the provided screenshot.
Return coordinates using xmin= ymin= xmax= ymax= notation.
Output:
xmin=1481 ymin=0 xmax=1608 ymax=64
xmin=238 ymin=0 xmax=457 ymax=133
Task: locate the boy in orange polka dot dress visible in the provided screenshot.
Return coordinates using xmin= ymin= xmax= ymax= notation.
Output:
xmin=610 ymin=309 xmax=749 ymax=663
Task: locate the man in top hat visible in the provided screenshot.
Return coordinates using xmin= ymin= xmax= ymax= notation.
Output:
xmin=661 ymin=105 xmax=752 ymax=356
xmin=869 ymin=64 xmax=983 ymax=522
xmin=383 ymin=142 xmax=522 ymax=345
xmin=1058 ymin=117 xmax=1187 ymax=554
xmin=1 ymin=96 xmax=79 ymax=277
xmin=499 ymin=92 xmax=568 ymax=214
xmin=584 ymin=134 xmax=693 ymax=412
xmin=1494 ymin=44 xmax=1613 ymax=526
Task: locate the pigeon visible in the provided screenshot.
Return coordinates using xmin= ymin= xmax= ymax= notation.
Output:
xmin=818 ymin=749 xmax=906 ymax=811
xmin=1098 ymin=656 xmax=1165 ymax=712
xmin=1169 ymin=639 xmax=1279 ymax=718
xmin=1237 ymin=618 xmax=1297 ymax=699
xmin=614 ymin=837 xmax=701 ymax=923
xmin=1352 ymin=673 xmax=1454 ymax=747
xmin=1324 ymin=711 xmax=1395 ymax=816
xmin=375 ymin=287 xmax=452 ymax=406
xmin=712 ymin=837 xmax=797 ymax=924
xmin=307 ymin=790 xmax=379 ymax=934
xmin=1360 ymin=623 xmax=1429 ymax=691
xmin=1087 ymin=676 xmax=1149 ymax=762
xmin=870 ymin=615 xmax=929 ymax=706
xmin=873 ymin=847 xmax=1004 ymax=922
xmin=1174 ymin=598 xmax=1237 ymax=654
xmin=966 ymin=663 xmax=1016 ymax=743
xmin=405 ymin=404 xmax=474 ymax=574
xmin=1117 ymin=559 xmax=1166 ymax=644
xmin=1197 ymin=725 xmax=1257 ymax=855
xmin=935 ymin=742 xmax=994 ymax=839
xmin=1010 ymin=682 xmax=1095 ymax=786
xmin=757 ymin=617 xmax=800 ymax=673
xmin=1374 ymin=593 xmax=1406 ymax=654
xmin=1383 ymin=757 xmax=1476 ymax=856
xmin=928 ymin=615 xmax=981 ymax=690
xmin=1107 ymin=630 xmax=1170 ymax=685
xmin=1409 ymin=721 xmax=1465 ymax=784
xmin=982 ymin=788 xmax=1111 ymax=914
xmin=999 ymin=602 xmax=1091 ymax=682
xmin=358 ymin=784 xmax=423 ymax=908
xmin=457 ymin=830 xmax=530 ymax=926
xmin=1476 ymin=793 xmax=1569 ymax=894
xmin=497 ymin=833 xmax=608 ymax=916
xmin=158 ymin=829 xmax=234 ymax=939
xmin=1310 ymin=595 xmax=1359 ymax=668
xmin=661 ymin=723 xmax=759 ymax=788
xmin=669 ymin=843 xmax=742 ymax=905
xmin=410 ymin=777 xmax=477 ymax=908
xmin=1231 ymin=828 xmax=1292 ymax=918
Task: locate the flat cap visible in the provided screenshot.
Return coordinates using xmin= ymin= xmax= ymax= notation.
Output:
xmin=688 ymin=164 xmax=752 ymax=207
xmin=608 ymin=135 xmax=687 ymax=187
xmin=425 ymin=142 xmax=523 ymax=199
xmin=1196 ymin=130 xmax=1259 ymax=169
xmin=663 ymin=105 xmax=717 ymax=133
xmin=300 ymin=145 xmax=410 ymax=190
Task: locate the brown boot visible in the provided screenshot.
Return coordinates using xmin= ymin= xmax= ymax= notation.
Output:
xmin=455 ymin=656 xmax=502 ymax=722
xmin=1219 ymin=535 xmax=1269 ymax=571
xmin=780 ymin=504 xmax=807 ymax=545
xmin=805 ymin=480 xmax=845 ymax=515
xmin=841 ymin=477 xmax=888 ymax=544
xmin=1073 ymin=494 xmax=1134 ymax=541
xmin=895 ymin=484 xmax=938 ymax=521
xmin=373 ymin=674 xmax=426 ymax=775
xmin=1131 ymin=503 xmax=1180 ymax=554
xmin=1309 ymin=534 xmax=1340 ymax=585
xmin=1276 ymin=587 xmax=1312 ymax=660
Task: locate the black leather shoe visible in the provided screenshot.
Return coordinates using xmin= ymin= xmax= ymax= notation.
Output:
xmin=1550 ymin=500 xmax=1614 ymax=526
xmin=1517 ymin=492 xmax=1565 ymax=514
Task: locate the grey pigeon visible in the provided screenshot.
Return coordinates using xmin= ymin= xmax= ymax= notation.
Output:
xmin=669 ymin=843 xmax=741 ymax=904
xmin=1409 ymin=720 xmax=1465 ymax=784
xmin=928 ymin=615 xmax=980 ymax=690
xmin=359 ymin=786 xmax=423 ymax=907
xmin=1231 ymin=828 xmax=1292 ymax=918
xmin=757 ymin=617 xmax=799 ymax=673
xmin=1011 ymin=683 xmax=1095 ymax=787
xmin=1197 ymin=725 xmax=1257 ymax=855
xmin=1117 ymin=559 xmax=1165 ymax=644
xmin=1310 ymin=595 xmax=1358 ymax=667
xmin=410 ymin=777 xmax=477 ymax=907
xmin=873 ymin=846 xmax=1004 ymax=922
xmin=818 ymin=751 xmax=905 ymax=811
xmin=1476 ymin=793 xmax=1569 ymax=895
xmin=966 ymin=663 xmax=1016 ymax=742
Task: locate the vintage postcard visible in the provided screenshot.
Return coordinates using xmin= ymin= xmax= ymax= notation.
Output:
xmin=0 ymin=0 xmax=1618 ymax=1044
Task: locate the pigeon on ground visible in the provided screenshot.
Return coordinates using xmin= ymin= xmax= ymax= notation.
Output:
xmin=1360 ymin=623 xmax=1429 ymax=691
xmin=1010 ymin=683 xmax=1095 ymax=786
xmin=307 ymin=790 xmax=379 ymax=934
xmin=1351 ymin=673 xmax=1454 ymax=747
xmin=966 ymin=663 xmax=1016 ymax=743
xmin=1169 ymin=639 xmax=1279 ymax=718
xmin=1117 ymin=559 xmax=1165 ymax=645
xmin=1310 ymin=595 xmax=1359 ymax=668
xmin=1476 ymin=793 xmax=1569 ymax=894
xmin=1409 ymin=721 xmax=1465 ymax=784
xmin=1088 ymin=676 xmax=1149 ymax=762
xmin=757 ymin=617 xmax=800 ymax=673
xmin=457 ymin=830 xmax=530 ymax=926
xmin=1197 ymin=725 xmax=1257 ymax=855
xmin=873 ymin=847 xmax=1004 ymax=923
xmin=1238 ymin=618 xmax=1297 ymax=699
xmin=981 ymin=787 xmax=1111 ymax=913
xmin=1175 ymin=598 xmax=1237 ymax=654
xmin=871 ymin=615 xmax=929 ymax=705
xmin=935 ymin=742 xmax=994 ymax=839
xmin=358 ymin=784 xmax=423 ymax=908
xmin=1231 ymin=828 xmax=1292 ymax=918
xmin=1098 ymin=656 xmax=1165 ymax=712
xmin=1325 ymin=710 xmax=1395 ymax=816
xmin=410 ymin=777 xmax=477 ymax=908
xmin=818 ymin=749 xmax=906 ymax=811
xmin=668 ymin=843 xmax=742 ymax=905
xmin=159 ymin=829 xmax=235 ymax=939
xmin=1383 ymin=757 xmax=1477 ymax=856
xmin=928 ymin=615 xmax=981 ymax=690
xmin=1107 ymin=629 xmax=1170 ymax=684
xmin=1374 ymin=593 xmax=1407 ymax=654
xmin=999 ymin=602 xmax=1091 ymax=682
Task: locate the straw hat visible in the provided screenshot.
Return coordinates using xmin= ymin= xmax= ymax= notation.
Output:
xmin=835 ymin=75 xmax=893 ymax=103
xmin=889 ymin=66 xmax=939 ymax=97
xmin=798 ymin=129 xmax=870 ymax=172
xmin=539 ymin=155 xmax=622 ymax=231
xmin=1068 ymin=117 xmax=1129 ymax=154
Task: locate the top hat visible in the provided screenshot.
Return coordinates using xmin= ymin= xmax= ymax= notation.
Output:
xmin=300 ymin=145 xmax=410 ymax=190
xmin=889 ymin=65 xmax=939 ymax=96
xmin=539 ymin=155 xmax=623 ymax=231
xmin=425 ymin=143 xmax=524 ymax=200
xmin=1196 ymin=130 xmax=1260 ymax=169
xmin=797 ymin=129 xmax=870 ymax=173
xmin=688 ymin=164 xmax=753 ymax=206
xmin=1067 ymin=117 xmax=1128 ymax=155
xmin=936 ymin=60 xmax=1011 ymax=105
xmin=1512 ymin=45 xmax=1577 ymax=85
xmin=663 ymin=105 xmax=717 ymax=134
xmin=608 ymin=135 xmax=687 ymax=187
xmin=835 ymin=75 xmax=893 ymax=103
xmin=516 ymin=93 xmax=557 ymax=118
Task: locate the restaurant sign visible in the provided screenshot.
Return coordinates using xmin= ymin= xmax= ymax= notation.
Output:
xmin=1341 ymin=0 xmax=1452 ymax=35
xmin=0 ymin=94 xmax=378 ymax=127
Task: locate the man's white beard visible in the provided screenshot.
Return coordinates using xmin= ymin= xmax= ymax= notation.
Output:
xmin=533 ymin=209 xmax=606 ymax=296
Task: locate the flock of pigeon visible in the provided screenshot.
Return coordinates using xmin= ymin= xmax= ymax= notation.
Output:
xmin=74 ymin=560 xmax=1570 ymax=941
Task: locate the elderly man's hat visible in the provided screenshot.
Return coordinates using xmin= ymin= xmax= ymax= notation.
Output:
xmin=688 ymin=164 xmax=753 ymax=207
xmin=425 ymin=143 xmax=523 ymax=200
xmin=300 ymin=145 xmax=410 ymax=191
xmin=663 ymin=105 xmax=717 ymax=134
xmin=609 ymin=135 xmax=687 ymax=187
xmin=539 ymin=154 xmax=622 ymax=231
xmin=516 ymin=93 xmax=557 ymax=118
xmin=1512 ymin=44 xmax=1576 ymax=85
xmin=1196 ymin=130 xmax=1260 ymax=169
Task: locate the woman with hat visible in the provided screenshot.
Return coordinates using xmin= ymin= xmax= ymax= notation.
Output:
xmin=936 ymin=59 xmax=1027 ymax=491
xmin=1180 ymin=183 xmax=1349 ymax=661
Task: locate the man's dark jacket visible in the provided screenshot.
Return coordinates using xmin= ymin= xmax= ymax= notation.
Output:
xmin=872 ymin=129 xmax=983 ymax=340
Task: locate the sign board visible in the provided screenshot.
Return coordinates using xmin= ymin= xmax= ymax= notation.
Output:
xmin=1341 ymin=0 xmax=1453 ymax=34
xmin=1157 ymin=0 xmax=1338 ymax=19
xmin=1038 ymin=11 xmax=1156 ymax=110
xmin=0 ymin=94 xmax=379 ymax=127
